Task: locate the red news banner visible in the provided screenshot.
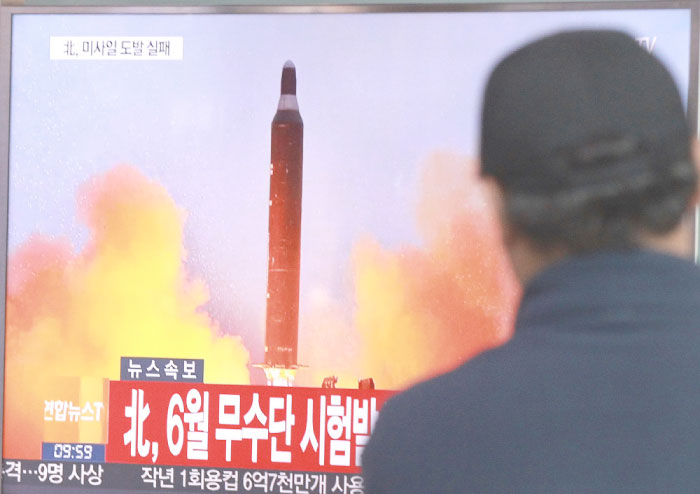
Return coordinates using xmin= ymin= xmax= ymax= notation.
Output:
xmin=107 ymin=382 xmax=395 ymax=473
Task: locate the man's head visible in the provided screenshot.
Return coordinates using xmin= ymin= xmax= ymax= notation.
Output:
xmin=480 ymin=30 xmax=698 ymax=282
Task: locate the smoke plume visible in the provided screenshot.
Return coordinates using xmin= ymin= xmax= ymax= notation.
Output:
xmin=300 ymin=153 xmax=519 ymax=389
xmin=4 ymin=165 xmax=250 ymax=459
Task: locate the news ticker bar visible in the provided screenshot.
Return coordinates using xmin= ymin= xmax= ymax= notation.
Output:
xmin=2 ymin=460 xmax=364 ymax=494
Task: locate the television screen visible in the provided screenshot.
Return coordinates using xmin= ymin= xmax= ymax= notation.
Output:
xmin=0 ymin=3 xmax=697 ymax=492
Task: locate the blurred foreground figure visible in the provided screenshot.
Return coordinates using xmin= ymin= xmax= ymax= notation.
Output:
xmin=363 ymin=30 xmax=700 ymax=493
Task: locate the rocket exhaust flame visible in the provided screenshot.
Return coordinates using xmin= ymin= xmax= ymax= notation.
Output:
xmin=261 ymin=60 xmax=304 ymax=385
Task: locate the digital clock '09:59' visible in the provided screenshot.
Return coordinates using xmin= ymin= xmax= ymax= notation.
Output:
xmin=41 ymin=443 xmax=105 ymax=463
xmin=54 ymin=444 xmax=93 ymax=460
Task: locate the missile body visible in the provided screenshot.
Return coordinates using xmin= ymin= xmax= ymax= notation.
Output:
xmin=264 ymin=61 xmax=303 ymax=372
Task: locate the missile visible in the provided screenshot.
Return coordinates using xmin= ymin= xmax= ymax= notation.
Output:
xmin=262 ymin=60 xmax=303 ymax=384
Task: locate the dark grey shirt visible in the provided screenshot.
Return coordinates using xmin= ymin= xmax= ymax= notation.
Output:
xmin=362 ymin=250 xmax=700 ymax=493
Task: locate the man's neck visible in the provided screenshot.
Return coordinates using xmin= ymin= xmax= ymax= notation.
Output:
xmin=510 ymin=212 xmax=696 ymax=286
xmin=636 ymin=211 xmax=695 ymax=261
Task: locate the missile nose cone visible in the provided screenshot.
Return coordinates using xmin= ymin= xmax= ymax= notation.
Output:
xmin=281 ymin=60 xmax=296 ymax=95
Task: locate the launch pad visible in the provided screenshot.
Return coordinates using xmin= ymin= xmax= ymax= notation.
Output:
xmin=255 ymin=364 xmax=300 ymax=387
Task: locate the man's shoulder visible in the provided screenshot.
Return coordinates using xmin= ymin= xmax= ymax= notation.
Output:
xmin=361 ymin=343 xmax=523 ymax=493
xmin=380 ymin=341 xmax=521 ymax=424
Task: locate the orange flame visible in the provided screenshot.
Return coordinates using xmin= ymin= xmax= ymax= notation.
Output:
xmin=4 ymin=165 xmax=250 ymax=459
xmin=300 ymin=153 xmax=520 ymax=389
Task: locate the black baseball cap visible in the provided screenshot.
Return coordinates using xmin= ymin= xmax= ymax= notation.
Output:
xmin=480 ymin=30 xmax=690 ymax=194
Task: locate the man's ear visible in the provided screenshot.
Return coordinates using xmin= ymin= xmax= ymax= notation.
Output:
xmin=481 ymin=174 xmax=513 ymax=247
xmin=481 ymin=174 xmax=542 ymax=285
xmin=689 ymin=138 xmax=700 ymax=208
